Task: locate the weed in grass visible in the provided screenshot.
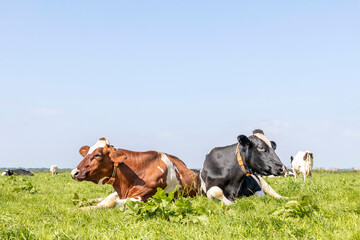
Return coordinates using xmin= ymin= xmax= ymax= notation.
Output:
xmin=125 ymin=187 xmax=210 ymax=224
xmin=272 ymin=195 xmax=319 ymax=218
xmin=72 ymin=192 xmax=93 ymax=208
xmin=6 ymin=176 xmax=37 ymax=194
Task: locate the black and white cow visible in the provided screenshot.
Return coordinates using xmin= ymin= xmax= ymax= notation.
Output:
xmin=291 ymin=151 xmax=314 ymax=182
xmin=1 ymin=169 xmax=34 ymax=176
xmin=199 ymin=129 xmax=287 ymax=205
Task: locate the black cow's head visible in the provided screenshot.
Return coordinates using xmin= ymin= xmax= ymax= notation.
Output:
xmin=237 ymin=133 xmax=286 ymax=176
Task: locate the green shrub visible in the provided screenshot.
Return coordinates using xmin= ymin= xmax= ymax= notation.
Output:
xmin=125 ymin=186 xmax=210 ymax=224
xmin=7 ymin=176 xmax=37 ymax=194
xmin=272 ymin=195 xmax=319 ymax=218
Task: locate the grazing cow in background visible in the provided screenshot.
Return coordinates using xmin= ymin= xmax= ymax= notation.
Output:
xmin=264 ymin=169 xmax=295 ymax=178
xmin=50 ymin=165 xmax=58 ymax=176
xmin=200 ymin=129 xmax=287 ymax=205
xmin=71 ymin=138 xmax=198 ymax=210
xmin=291 ymin=151 xmax=314 ymax=182
xmin=1 ymin=169 xmax=34 ymax=176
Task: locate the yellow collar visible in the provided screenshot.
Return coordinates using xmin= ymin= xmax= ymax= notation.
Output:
xmin=236 ymin=143 xmax=251 ymax=177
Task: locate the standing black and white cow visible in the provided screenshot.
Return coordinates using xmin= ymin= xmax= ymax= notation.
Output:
xmin=291 ymin=151 xmax=314 ymax=182
xmin=199 ymin=129 xmax=287 ymax=205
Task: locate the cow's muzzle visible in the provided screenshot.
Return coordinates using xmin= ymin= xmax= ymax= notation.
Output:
xmin=71 ymin=168 xmax=80 ymax=180
xmin=280 ymin=165 xmax=287 ymax=175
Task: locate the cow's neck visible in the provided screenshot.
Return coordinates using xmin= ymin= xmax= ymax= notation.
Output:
xmin=106 ymin=162 xmax=119 ymax=185
xmin=228 ymin=144 xmax=251 ymax=198
xmin=235 ymin=143 xmax=251 ymax=177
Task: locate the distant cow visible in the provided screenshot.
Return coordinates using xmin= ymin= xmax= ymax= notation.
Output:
xmin=284 ymin=169 xmax=295 ymax=177
xmin=50 ymin=165 xmax=58 ymax=175
xmin=199 ymin=129 xmax=287 ymax=205
xmin=291 ymin=151 xmax=314 ymax=182
xmin=1 ymin=169 xmax=34 ymax=176
xmin=71 ymin=138 xmax=198 ymax=210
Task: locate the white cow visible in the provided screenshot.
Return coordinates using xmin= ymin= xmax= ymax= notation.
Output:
xmin=50 ymin=165 xmax=58 ymax=176
xmin=291 ymin=151 xmax=314 ymax=182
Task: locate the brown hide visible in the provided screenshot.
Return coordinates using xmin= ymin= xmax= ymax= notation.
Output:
xmin=73 ymin=140 xmax=198 ymax=202
xmin=111 ymin=150 xmax=198 ymax=201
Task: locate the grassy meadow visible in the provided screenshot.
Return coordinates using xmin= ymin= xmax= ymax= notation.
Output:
xmin=0 ymin=170 xmax=359 ymax=240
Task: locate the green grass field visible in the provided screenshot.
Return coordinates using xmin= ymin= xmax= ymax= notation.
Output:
xmin=1 ymin=170 xmax=359 ymax=240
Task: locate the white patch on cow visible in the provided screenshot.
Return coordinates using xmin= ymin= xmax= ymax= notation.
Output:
xmin=176 ymin=169 xmax=183 ymax=180
xmin=157 ymin=151 xmax=180 ymax=193
xmin=87 ymin=138 xmax=110 ymax=155
xmin=206 ymin=186 xmax=233 ymax=205
xmin=199 ymin=169 xmax=207 ymax=194
xmin=157 ymin=166 xmax=164 ymax=173
xmin=97 ymin=192 xmax=119 ymax=208
xmin=97 ymin=176 xmax=108 ymax=185
xmin=115 ymin=196 xmax=142 ymax=207
xmin=1 ymin=171 xmax=6 ymax=176
xmin=130 ymin=196 xmax=142 ymax=202
xmin=254 ymin=133 xmax=272 ymax=148
xmin=160 ymin=178 xmax=164 ymax=183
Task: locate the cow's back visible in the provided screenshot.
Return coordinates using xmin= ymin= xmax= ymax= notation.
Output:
xmin=114 ymin=150 xmax=198 ymax=199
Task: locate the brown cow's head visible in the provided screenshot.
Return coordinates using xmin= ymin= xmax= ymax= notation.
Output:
xmin=71 ymin=138 xmax=127 ymax=185
xmin=303 ymin=152 xmax=314 ymax=161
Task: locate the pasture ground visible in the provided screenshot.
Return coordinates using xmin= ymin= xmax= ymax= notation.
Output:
xmin=0 ymin=170 xmax=359 ymax=239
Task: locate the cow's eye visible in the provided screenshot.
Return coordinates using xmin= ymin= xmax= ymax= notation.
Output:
xmin=94 ymin=154 xmax=102 ymax=159
xmin=258 ymin=146 xmax=266 ymax=152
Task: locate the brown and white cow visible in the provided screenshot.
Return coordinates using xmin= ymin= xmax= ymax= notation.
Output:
xmin=71 ymin=138 xmax=198 ymax=209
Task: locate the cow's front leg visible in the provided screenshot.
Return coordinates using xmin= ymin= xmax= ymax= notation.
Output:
xmin=80 ymin=192 xmax=142 ymax=210
xmin=206 ymin=186 xmax=232 ymax=205
xmin=80 ymin=192 xmax=119 ymax=210
xmin=303 ymin=173 xmax=306 ymax=182
xmin=257 ymin=176 xmax=286 ymax=199
xmin=114 ymin=196 xmax=142 ymax=207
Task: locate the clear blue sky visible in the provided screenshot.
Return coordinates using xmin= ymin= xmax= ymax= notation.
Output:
xmin=1 ymin=1 xmax=359 ymax=169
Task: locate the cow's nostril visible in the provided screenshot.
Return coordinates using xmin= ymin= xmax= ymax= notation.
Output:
xmin=71 ymin=168 xmax=80 ymax=179
xmin=279 ymin=165 xmax=286 ymax=174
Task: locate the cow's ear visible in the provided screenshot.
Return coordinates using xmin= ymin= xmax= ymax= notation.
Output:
xmin=104 ymin=145 xmax=127 ymax=163
xmin=109 ymin=149 xmax=127 ymax=163
xmin=79 ymin=146 xmax=90 ymax=157
xmin=237 ymin=135 xmax=251 ymax=146
xmin=303 ymin=152 xmax=308 ymax=160
xmin=290 ymin=156 xmax=294 ymax=162
xmin=310 ymin=153 xmax=313 ymax=159
xmin=270 ymin=141 xmax=277 ymax=150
